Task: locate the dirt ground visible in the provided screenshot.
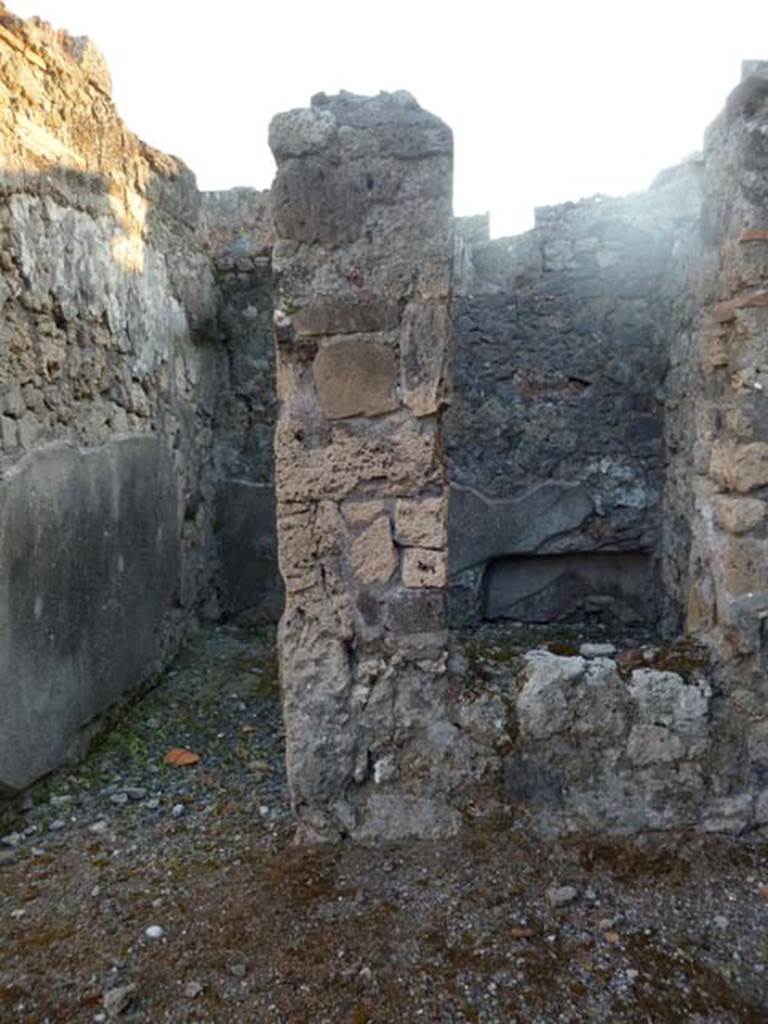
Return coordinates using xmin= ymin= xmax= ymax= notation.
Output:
xmin=2 ymin=622 xmax=768 ymax=1023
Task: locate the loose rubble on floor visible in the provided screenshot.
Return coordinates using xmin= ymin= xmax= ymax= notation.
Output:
xmin=2 ymin=623 xmax=768 ymax=1023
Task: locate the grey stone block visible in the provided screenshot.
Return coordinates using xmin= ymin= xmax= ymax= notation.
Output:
xmin=0 ymin=438 xmax=180 ymax=794
xmin=449 ymin=481 xmax=595 ymax=574
xmin=216 ymin=480 xmax=282 ymax=621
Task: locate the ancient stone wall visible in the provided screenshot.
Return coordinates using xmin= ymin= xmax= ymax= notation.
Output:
xmin=448 ymin=175 xmax=701 ymax=630
xmin=4 ymin=0 xmax=768 ymax=843
xmin=198 ymin=188 xmax=282 ymax=621
xmin=673 ymin=61 xmax=768 ymax=762
xmin=0 ymin=9 xmax=222 ymax=793
xmin=269 ymin=91 xmax=459 ymax=840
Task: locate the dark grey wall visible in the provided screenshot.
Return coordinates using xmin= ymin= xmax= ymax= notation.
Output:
xmin=200 ymin=190 xmax=283 ymax=622
xmin=0 ymin=438 xmax=179 ymax=793
xmin=447 ymin=169 xmax=701 ymax=629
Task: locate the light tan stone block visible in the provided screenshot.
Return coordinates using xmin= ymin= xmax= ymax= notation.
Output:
xmin=719 ymin=536 xmax=768 ymax=596
xmin=402 ymin=547 xmax=447 ymax=589
xmin=342 ymin=500 xmax=387 ymax=527
xmin=712 ymin=495 xmax=765 ymax=534
xmin=400 ymin=302 xmax=451 ymax=417
xmin=710 ymin=440 xmax=768 ymax=492
xmin=296 ymin=297 xmax=400 ymax=336
xmin=275 ymin=415 xmax=441 ymax=503
xmin=701 ymin=327 xmax=729 ymax=369
xmin=349 ymin=516 xmax=396 ymax=585
xmin=313 ymin=340 xmax=398 ymax=420
xmin=394 ymin=497 xmax=447 ymax=549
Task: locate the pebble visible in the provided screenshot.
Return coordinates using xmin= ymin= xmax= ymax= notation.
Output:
xmin=546 ymin=884 xmax=579 ymax=907
xmin=103 ymin=983 xmax=136 ymax=1018
xmin=171 ymin=803 xmax=184 ymax=818
xmin=145 ymin=799 xmax=160 ymax=810
xmin=714 ymin=915 xmax=729 ymax=929
xmin=145 ymin=925 xmax=165 ymax=940
xmin=49 ymin=819 xmax=66 ymax=831
xmin=579 ymin=643 xmax=617 ymax=658
xmin=10 ymin=908 xmax=25 ymax=919
xmin=50 ymin=794 xmax=74 ymax=807
xmin=125 ymin=787 xmax=147 ymax=801
xmin=183 ymin=981 xmax=203 ymax=999
xmin=89 ymin=820 xmax=108 ymax=835
xmin=259 ymin=805 xmax=270 ymax=817
xmin=1 ymin=832 xmax=21 ymax=848
xmin=229 ymin=963 xmax=247 ymax=978
xmin=110 ymin=792 xmax=128 ymax=806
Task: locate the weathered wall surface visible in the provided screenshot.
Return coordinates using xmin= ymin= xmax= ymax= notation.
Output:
xmin=447 ymin=176 xmax=701 ymax=629
xmin=270 ymin=91 xmax=460 ymax=841
xmin=668 ymin=63 xmax=768 ymax=818
xmin=446 ymin=637 xmax=757 ymax=838
xmin=680 ymin=63 xmax=768 ymax=669
xmin=4 ymin=1 xmax=768 ymax=844
xmin=462 ymin=62 xmax=768 ymax=841
xmin=198 ymin=188 xmax=281 ymax=621
xmin=0 ymin=9 xmax=223 ymax=792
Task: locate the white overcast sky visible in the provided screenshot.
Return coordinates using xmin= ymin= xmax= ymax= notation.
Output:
xmin=8 ymin=0 xmax=768 ymax=236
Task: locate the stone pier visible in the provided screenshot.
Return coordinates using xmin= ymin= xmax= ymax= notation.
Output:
xmin=683 ymin=62 xmax=768 ymax=681
xmin=269 ymin=91 xmax=455 ymax=840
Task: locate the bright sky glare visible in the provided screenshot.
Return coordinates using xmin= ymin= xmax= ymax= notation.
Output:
xmin=8 ymin=0 xmax=768 ymax=236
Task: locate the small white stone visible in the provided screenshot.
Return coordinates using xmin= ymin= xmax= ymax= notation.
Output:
xmin=546 ymin=883 xmax=579 ymax=907
xmin=50 ymin=794 xmax=74 ymax=807
xmin=579 ymin=643 xmax=617 ymax=658
xmin=49 ymin=819 xmax=66 ymax=831
xmin=145 ymin=925 xmax=164 ymax=940
xmin=89 ymin=820 xmax=108 ymax=835
xmin=171 ymin=804 xmax=184 ymax=818
xmin=259 ymin=805 xmax=270 ymax=817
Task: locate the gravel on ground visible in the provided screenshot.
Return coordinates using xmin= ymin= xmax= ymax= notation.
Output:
xmin=2 ymin=621 xmax=768 ymax=1023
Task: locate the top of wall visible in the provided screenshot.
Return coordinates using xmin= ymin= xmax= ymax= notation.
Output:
xmin=0 ymin=3 xmax=204 ymax=253
xmin=0 ymin=2 xmax=111 ymax=95
xmin=198 ymin=188 xmax=274 ymax=260
xmin=457 ymin=157 xmax=703 ymax=297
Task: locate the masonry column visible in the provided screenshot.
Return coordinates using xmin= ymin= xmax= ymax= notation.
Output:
xmin=684 ymin=63 xmax=768 ymax=681
xmin=269 ymin=92 xmax=454 ymax=841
